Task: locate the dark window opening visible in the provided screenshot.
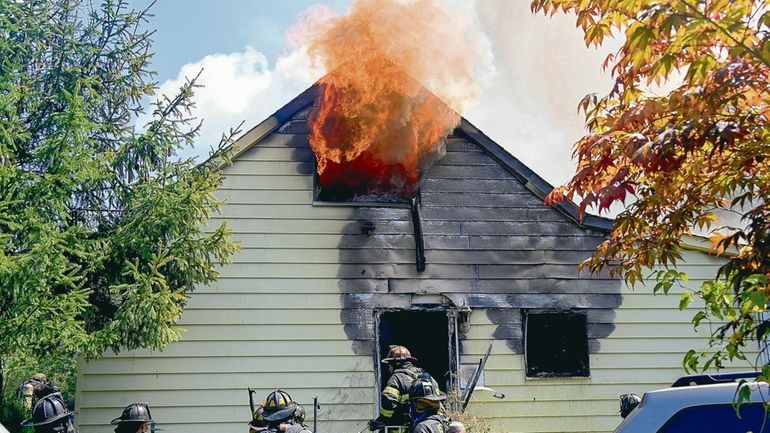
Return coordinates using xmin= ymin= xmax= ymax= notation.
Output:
xmin=313 ymin=156 xmax=415 ymax=204
xmin=377 ymin=311 xmax=453 ymax=393
xmin=524 ymin=311 xmax=589 ymax=378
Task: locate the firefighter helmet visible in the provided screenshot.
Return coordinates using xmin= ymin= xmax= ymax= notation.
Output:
xmin=110 ymin=402 xmax=154 ymax=424
xmin=619 ymin=393 xmax=641 ymax=418
xmin=294 ymin=404 xmax=306 ymax=424
xmin=409 ymin=373 xmax=445 ymax=401
xmin=381 ymin=345 xmax=417 ymax=364
xmin=21 ymin=393 xmax=72 ymax=427
xmin=33 ymin=382 xmax=60 ymax=402
xmin=262 ymin=390 xmax=298 ymax=422
xmin=249 ymin=404 xmax=267 ymax=429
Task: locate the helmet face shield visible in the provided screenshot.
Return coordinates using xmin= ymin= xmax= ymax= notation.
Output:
xmin=412 ymin=398 xmax=440 ymax=413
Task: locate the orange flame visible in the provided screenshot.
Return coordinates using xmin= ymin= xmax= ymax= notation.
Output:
xmin=296 ymin=0 xmax=490 ymax=200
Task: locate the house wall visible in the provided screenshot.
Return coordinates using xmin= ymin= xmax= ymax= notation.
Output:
xmin=464 ymin=249 xmax=737 ymax=433
xmin=76 ymin=100 xmax=749 ymax=433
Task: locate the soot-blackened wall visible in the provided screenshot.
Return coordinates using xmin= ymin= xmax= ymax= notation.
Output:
xmin=277 ymin=98 xmax=622 ymax=358
xmin=338 ymin=136 xmax=620 ymax=357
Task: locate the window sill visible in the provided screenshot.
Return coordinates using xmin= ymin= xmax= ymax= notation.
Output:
xmin=312 ymin=200 xmax=410 ymax=208
xmin=524 ymin=375 xmax=592 ymax=382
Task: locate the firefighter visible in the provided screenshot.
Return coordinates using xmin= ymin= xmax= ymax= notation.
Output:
xmin=408 ymin=374 xmax=450 ymax=433
xmin=110 ymin=402 xmax=156 ymax=433
xmin=19 ymin=373 xmax=57 ymax=409
xmin=261 ymin=390 xmax=311 ymax=433
xmin=19 ymin=381 xmax=35 ymax=409
xmin=370 ymin=345 xmax=424 ymax=431
xmin=21 ymin=393 xmax=77 ymax=433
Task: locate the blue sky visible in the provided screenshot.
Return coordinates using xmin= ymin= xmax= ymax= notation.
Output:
xmin=130 ymin=1 xmax=615 ymax=186
xmin=134 ymin=1 xmax=350 ymax=82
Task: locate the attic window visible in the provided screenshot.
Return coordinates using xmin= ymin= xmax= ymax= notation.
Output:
xmin=524 ymin=311 xmax=589 ymax=378
xmin=313 ymin=156 xmax=414 ymax=205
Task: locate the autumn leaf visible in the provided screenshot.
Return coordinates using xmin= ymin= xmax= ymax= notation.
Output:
xmin=534 ymin=0 xmax=770 ymax=377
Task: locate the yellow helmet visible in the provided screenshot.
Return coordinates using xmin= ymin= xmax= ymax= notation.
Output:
xmin=262 ymin=390 xmax=297 ymax=422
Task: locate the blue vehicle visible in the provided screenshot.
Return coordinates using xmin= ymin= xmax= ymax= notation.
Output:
xmin=615 ymin=372 xmax=770 ymax=433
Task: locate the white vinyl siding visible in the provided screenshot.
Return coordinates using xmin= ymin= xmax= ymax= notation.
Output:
xmin=76 ymin=122 xmax=751 ymax=433
xmin=77 ymin=135 xmax=373 ymax=433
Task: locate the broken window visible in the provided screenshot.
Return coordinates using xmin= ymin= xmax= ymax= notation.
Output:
xmin=308 ymin=75 xmax=451 ymax=205
xmin=458 ymin=363 xmax=485 ymax=391
xmin=524 ymin=311 xmax=589 ymax=378
xmin=312 ymin=157 xmax=415 ymax=204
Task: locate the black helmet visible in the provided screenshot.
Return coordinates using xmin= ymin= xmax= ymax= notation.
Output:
xmin=409 ymin=373 xmax=445 ymax=401
xmin=619 ymin=394 xmax=641 ymax=418
xmin=111 ymin=402 xmax=153 ymax=425
xmin=262 ymin=390 xmax=297 ymax=422
xmin=294 ymin=404 xmax=306 ymax=424
xmin=21 ymin=393 xmax=72 ymax=427
xmin=33 ymin=382 xmax=61 ymax=401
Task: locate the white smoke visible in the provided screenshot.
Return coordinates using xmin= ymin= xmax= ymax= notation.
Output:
xmin=143 ymin=0 xmax=617 ymax=189
xmin=137 ymin=46 xmax=324 ymax=162
xmin=467 ymin=0 xmax=618 ymax=186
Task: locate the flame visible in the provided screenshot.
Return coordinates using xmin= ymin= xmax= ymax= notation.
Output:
xmin=296 ymin=0 xmax=491 ymax=199
xmin=311 ymin=66 xmax=457 ymax=198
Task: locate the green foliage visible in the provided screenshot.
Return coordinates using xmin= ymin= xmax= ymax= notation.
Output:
xmin=0 ymin=0 xmax=238 ymax=409
xmin=0 ymin=354 xmax=75 ymax=432
xmin=0 ymin=396 xmax=31 ymax=433
xmin=533 ymin=0 xmax=770 ymax=374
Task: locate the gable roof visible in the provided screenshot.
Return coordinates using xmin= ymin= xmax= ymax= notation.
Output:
xmin=228 ymin=83 xmax=613 ymax=232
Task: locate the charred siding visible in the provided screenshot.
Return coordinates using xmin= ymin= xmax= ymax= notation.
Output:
xmin=303 ymin=114 xmax=624 ymax=355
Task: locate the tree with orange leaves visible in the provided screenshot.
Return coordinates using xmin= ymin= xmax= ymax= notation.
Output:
xmin=531 ymin=0 xmax=770 ymax=382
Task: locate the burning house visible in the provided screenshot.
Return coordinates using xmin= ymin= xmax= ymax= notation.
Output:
xmin=74 ymin=79 xmax=735 ymax=432
xmin=75 ymin=1 xmax=739 ymax=432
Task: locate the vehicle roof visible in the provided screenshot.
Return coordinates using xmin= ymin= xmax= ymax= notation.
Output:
xmin=614 ymin=381 xmax=770 ymax=433
xmin=646 ymin=381 xmax=767 ymax=404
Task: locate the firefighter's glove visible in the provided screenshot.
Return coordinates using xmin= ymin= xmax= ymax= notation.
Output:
xmin=368 ymin=420 xmax=385 ymax=431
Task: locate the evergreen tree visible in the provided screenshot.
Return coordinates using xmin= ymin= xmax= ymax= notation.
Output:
xmin=0 ymin=0 xmax=238 ymax=412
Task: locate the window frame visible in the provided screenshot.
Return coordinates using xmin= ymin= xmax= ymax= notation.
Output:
xmin=373 ymin=308 xmax=460 ymax=415
xmin=523 ymin=309 xmax=590 ymax=378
